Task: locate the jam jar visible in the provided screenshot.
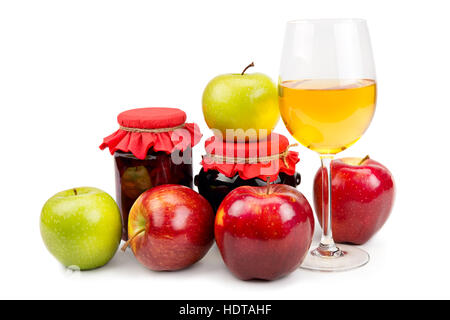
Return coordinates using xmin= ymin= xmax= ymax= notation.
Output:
xmin=195 ymin=133 xmax=301 ymax=212
xmin=100 ymin=107 xmax=202 ymax=239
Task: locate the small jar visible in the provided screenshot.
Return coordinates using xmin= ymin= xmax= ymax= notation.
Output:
xmin=100 ymin=107 xmax=201 ymax=239
xmin=195 ymin=133 xmax=301 ymax=212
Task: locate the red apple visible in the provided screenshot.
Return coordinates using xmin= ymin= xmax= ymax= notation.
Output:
xmin=123 ymin=185 xmax=214 ymax=271
xmin=313 ymin=156 xmax=395 ymax=245
xmin=215 ymin=184 xmax=314 ymax=281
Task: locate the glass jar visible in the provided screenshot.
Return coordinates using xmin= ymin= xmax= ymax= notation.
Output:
xmin=197 ymin=133 xmax=301 ymax=212
xmin=195 ymin=169 xmax=301 ymax=212
xmin=100 ymin=107 xmax=202 ymax=239
xmin=114 ymin=150 xmax=193 ymax=239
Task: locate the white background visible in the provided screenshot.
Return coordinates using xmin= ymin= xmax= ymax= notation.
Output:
xmin=1 ymin=0 xmax=449 ymax=300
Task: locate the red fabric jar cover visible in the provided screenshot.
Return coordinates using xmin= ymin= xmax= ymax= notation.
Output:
xmin=201 ymin=133 xmax=299 ymax=182
xmin=100 ymin=107 xmax=202 ymax=160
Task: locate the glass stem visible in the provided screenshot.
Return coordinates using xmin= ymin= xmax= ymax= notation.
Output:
xmin=317 ymin=155 xmax=341 ymax=256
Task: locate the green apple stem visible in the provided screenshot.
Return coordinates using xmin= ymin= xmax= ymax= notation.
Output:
xmin=266 ymin=177 xmax=271 ymax=195
xmin=73 ymin=188 xmax=77 ymax=196
xmin=241 ymin=62 xmax=255 ymax=75
xmin=121 ymin=228 xmax=145 ymax=252
xmin=359 ymin=155 xmax=370 ymax=165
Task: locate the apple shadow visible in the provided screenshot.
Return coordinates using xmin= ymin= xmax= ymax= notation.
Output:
xmin=64 ymin=241 xmax=308 ymax=289
xmin=76 ymin=242 xmax=228 ymax=279
xmin=103 ymin=246 xmax=148 ymax=273
xmin=149 ymin=244 xmax=229 ymax=277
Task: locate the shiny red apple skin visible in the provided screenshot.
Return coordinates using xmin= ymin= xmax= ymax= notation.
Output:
xmin=313 ymin=157 xmax=395 ymax=245
xmin=215 ymin=185 xmax=314 ymax=281
xmin=128 ymin=185 xmax=214 ymax=271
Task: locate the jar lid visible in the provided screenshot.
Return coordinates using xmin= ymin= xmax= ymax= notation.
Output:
xmin=100 ymin=107 xmax=202 ymax=159
xmin=201 ymin=133 xmax=299 ymax=182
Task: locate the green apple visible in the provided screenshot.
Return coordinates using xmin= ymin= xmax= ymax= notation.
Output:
xmin=121 ymin=166 xmax=152 ymax=199
xmin=40 ymin=187 xmax=122 ymax=270
xmin=202 ymin=63 xmax=280 ymax=140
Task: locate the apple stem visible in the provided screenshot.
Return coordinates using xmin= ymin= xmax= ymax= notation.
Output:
xmin=266 ymin=177 xmax=271 ymax=195
xmin=121 ymin=228 xmax=146 ymax=252
xmin=73 ymin=188 xmax=77 ymax=196
xmin=359 ymin=155 xmax=370 ymax=165
xmin=241 ymin=62 xmax=255 ymax=75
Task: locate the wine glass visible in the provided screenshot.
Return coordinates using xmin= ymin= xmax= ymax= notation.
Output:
xmin=278 ymin=19 xmax=377 ymax=271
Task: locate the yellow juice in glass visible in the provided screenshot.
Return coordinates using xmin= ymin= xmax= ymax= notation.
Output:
xmin=278 ymin=79 xmax=377 ymax=154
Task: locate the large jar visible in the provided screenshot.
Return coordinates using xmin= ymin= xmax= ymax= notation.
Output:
xmin=100 ymin=107 xmax=202 ymax=239
xmin=195 ymin=133 xmax=301 ymax=212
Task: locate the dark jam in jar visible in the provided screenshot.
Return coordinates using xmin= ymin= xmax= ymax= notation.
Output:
xmin=195 ymin=169 xmax=301 ymax=213
xmin=197 ymin=133 xmax=301 ymax=213
xmin=114 ymin=149 xmax=193 ymax=239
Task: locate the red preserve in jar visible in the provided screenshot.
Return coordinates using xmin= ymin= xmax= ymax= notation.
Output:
xmin=100 ymin=107 xmax=202 ymax=240
xmin=195 ymin=133 xmax=301 ymax=212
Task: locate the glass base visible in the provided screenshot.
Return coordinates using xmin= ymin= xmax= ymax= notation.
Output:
xmin=300 ymin=243 xmax=370 ymax=272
